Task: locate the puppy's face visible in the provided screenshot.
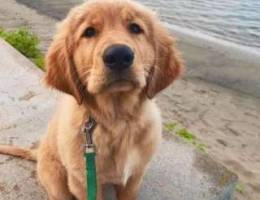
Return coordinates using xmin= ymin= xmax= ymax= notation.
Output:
xmin=45 ymin=0 xmax=183 ymax=104
xmin=73 ymin=1 xmax=155 ymax=94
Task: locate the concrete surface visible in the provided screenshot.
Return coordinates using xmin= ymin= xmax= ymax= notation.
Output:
xmin=0 ymin=39 xmax=238 ymax=199
xmin=0 ymin=39 xmax=54 ymax=199
xmin=11 ymin=0 xmax=260 ymax=98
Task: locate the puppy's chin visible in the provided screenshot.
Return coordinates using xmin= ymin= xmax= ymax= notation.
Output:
xmin=87 ymin=80 xmax=136 ymax=95
xmin=106 ymin=80 xmax=135 ymax=93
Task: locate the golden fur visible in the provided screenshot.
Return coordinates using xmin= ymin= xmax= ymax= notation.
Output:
xmin=0 ymin=0 xmax=183 ymax=199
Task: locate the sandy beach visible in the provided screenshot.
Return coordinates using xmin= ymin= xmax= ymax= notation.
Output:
xmin=0 ymin=0 xmax=260 ymax=199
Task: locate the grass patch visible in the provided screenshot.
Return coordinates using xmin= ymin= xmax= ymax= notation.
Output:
xmin=164 ymin=122 xmax=207 ymax=152
xmin=236 ymin=183 xmax=245 ymax=194
xmin=164 ymin=122 xmax=178 ymax=132
xmin=176 ymin=128 xmax=207 ymax=152
xmin=176 ymin=128 xmax=196 ymax=142
xmin=0 ymin=27 xmax=44 ymax=70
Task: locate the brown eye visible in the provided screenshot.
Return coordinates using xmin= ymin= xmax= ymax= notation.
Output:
xmin=129 ymin=23 xmax=143 ymax=34
xmin=83 ymin=27 xmax=97 ymax=38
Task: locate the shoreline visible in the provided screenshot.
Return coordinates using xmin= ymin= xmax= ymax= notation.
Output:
xmin=4 ymin=0 xmax=260 ymax=98
xmin=167 ymin=23 xmax=260 ymax=98
xmin=167 ymin=23 xmax=260 ymax=56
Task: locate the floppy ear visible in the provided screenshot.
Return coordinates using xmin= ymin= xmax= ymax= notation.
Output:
xmin=44 ymin=23 xmax=85 ymax=104
xmin=147 ymin=25 xmax=184 ymax=99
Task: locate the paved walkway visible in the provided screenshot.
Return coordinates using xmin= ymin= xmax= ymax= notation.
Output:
xmin=0 ymin=1 xmax=260 ymax=200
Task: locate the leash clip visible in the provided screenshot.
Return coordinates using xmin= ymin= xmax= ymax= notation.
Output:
xmin=83 ymin=117 xmax=97 ymax=151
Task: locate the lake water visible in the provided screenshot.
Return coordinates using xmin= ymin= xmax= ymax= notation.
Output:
xmin=138 ymin=0 xmax=260 ymax=50
xmin=16 ymin=0 xmax=260 ymax=51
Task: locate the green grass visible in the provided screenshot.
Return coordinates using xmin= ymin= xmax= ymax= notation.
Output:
xmin=0 ymin=27 xmax=44 ymax=70
xmin=176 ymin=128 xmax=196 ymax=142
xmin=164 ymin=122 xmax=207 ymax=152
xmin=236 ymin=183 xmax=245 ymax=194
xmin=164 ymin=122 xmax=178 ymax=132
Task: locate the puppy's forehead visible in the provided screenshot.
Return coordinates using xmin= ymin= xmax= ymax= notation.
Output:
xmin=82 ymin=1 xmax=150 ymax=25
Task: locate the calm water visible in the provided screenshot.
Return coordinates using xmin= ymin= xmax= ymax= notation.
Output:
xmin=17 ymin=0 xmax=260 ymax=50
xmin=138 ymin=0 xmax=260 ymax=50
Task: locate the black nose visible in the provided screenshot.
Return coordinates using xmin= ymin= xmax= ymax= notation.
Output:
xmin=103 ymin=44 xmax=134 ymax=70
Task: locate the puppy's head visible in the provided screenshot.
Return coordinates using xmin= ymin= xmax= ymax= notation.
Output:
xmin=45 ymin=0 xmax=183 ymax=104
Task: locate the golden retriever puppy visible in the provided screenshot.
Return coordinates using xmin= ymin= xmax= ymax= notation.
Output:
xmin=0 ymin=0 xmax=183 ymax=199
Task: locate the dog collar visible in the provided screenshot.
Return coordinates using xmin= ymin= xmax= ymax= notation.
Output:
xmin=83 ymin=116 xmax=97 ymax=200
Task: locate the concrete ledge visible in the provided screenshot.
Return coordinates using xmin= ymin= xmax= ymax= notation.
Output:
xmin=0 ymin=39 xmax=238 ymax=200
xmin=168 ymin=24 xmax=260 ymax=98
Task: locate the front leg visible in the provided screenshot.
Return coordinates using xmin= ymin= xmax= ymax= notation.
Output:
xmin=115 ymin=170 xmax=144 ymax=200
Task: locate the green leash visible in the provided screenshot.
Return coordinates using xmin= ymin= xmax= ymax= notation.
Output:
xmin=83 ymin=117 xmax=97 ymax=200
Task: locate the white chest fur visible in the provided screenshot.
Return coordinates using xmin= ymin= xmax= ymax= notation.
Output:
xmin=122 ymin=149 xmax=139 ymax=186
xmin=96 ymin=146 xmax=141 ymax=186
